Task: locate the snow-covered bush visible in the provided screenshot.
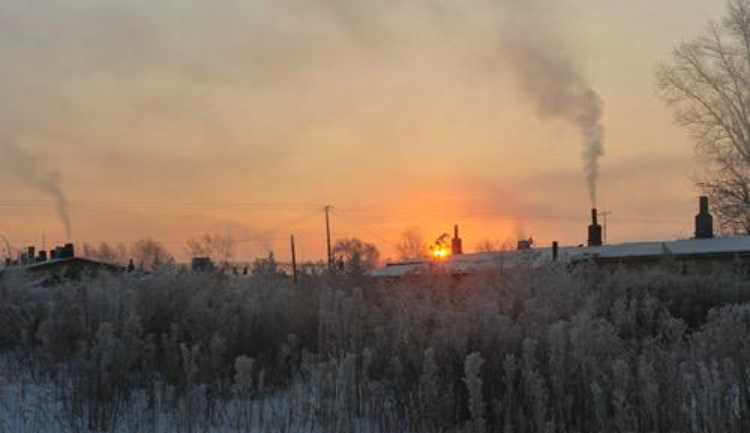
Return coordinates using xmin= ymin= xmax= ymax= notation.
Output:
xmin=0 ymin=263 xmax=749 ymax=432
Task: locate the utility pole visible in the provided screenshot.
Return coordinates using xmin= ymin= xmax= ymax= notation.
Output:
xmin=0 ymin=235 xmax=10 ymax=261
xmin=290 ymin=234 xmax=298 ymax=285
xmin=325 ymin=205 xmax=333 ymax=272
xmin=599 ymin=210 xmax=613 ymax=244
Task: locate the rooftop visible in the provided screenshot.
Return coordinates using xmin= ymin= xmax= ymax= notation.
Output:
xmin=371 ymin=236 xmax=750 ymax=278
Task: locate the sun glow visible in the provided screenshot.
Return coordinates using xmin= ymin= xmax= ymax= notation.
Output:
xmin=431 ymin=246 xmax=451 ymax=260
xmin=430 ymin=232 xmax=452 ymax=261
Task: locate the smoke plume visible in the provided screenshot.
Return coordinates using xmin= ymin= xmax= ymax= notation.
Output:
xmin=0 ymin=141 xmax=73 ymax=241
xmin=500 ymin=0 xmax=605 ymax=205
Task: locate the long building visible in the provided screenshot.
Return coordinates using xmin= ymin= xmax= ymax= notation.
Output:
xmin=1 ymin=243 xmax=124 ymax=283
xmin=372 ymin=197 xmax=750 ymax=278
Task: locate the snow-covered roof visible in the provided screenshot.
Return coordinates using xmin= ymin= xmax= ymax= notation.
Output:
xmin=371 ymin=236 xmax=750 ymax=278
xmin=570 ymin=236 xmax=750 ymax=260
xmin=23 ymin=256 xmax=122 ymax=271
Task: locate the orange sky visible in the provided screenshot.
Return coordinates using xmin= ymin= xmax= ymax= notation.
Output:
xmin=0 ymin=0 xmax=728 ymax=263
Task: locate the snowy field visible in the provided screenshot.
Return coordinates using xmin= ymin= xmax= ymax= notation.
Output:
xmin=1 ymin=263 xmax=750 ymax=433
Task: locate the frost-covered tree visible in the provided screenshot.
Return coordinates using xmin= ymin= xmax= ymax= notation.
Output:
xmin=396 ymin=227 xmax=429 ymax=261
xmin=82 ymin=242 xmax=129 ymax=264
xmin=185 ymin=233 xmax=237 ymax=265
xmin=657 ymin=0 xmax=750 ymax=234
xmin=332 ymin=238 xmax=381 ymax=273
xmin=131 ymin=238 xmax=173 ymax=270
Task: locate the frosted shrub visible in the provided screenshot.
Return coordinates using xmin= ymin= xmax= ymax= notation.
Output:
xmin=0 ymin=263 xmax=749 ymax=432
xmin=464 ymin=352 xmax=486 ymax=433
xmin=418 ymin=348 xmax=442 ymax=431
xmin=233 ymin=355 xmax=255 ymax=432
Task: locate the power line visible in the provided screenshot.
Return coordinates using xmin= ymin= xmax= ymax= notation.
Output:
xmin=325 ymin=205 xmax=333 ymax=272
xmin=0 ymin=199 xmax=321 ymax=212
xmin=330 ymin=209 xmax=399 ymax=249
xmin=1 ymin=209 xmax=324 ymax=249
xmin=1 ymin=237 xmax=293 ymax=247
xmin=0 ymin=198 xmax=690 ymax=224
xmin=0 ymin=198 xmax=319 ymax=206
xmin=251 ymin=208 xmax=324 ymax=239
xmin=333 ymin=204 xmax=687 ymax=225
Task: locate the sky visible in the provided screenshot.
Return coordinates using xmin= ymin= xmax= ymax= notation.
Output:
xmin=0 ymin=0 xmax=729 ymax=263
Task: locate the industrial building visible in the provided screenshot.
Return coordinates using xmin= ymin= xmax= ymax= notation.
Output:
xmin=371 ymin=197 xmax=750 ymax=278
xmin=0 ymin=243 xmax=124 ymax=282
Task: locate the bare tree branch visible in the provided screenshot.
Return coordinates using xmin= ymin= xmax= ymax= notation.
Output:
xmin=658 ymin=0 xmax=750 ymax=234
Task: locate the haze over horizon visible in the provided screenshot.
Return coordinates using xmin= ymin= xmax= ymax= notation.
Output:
xmin=0 ymin=0 xmax=727 ymax=262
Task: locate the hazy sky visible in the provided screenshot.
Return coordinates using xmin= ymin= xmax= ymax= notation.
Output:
xmin=0 ymin=0 xmax=728 ymax=262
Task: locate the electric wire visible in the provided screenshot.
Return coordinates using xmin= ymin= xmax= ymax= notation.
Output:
xmin=0 ymin=198 xmax=690 ymax=224
xmin=330 ymin=209 xmax=400 ymax=249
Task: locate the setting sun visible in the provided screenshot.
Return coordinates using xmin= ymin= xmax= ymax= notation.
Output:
xmin=431 ymin=246 xmax=451 ymax=260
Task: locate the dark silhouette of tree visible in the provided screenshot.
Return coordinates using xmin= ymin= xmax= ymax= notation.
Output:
xmin=395 ymin=227 xmax=429 ymax=261
xmin=82 ymin=242 xmax=129 ymax=264
xmin=131 ymin=238 xmax=173 ymax=270
xmin=332 ymin=238 xmax=380 ymax=274
xmin=184 ymin=233 xmax=237 ymax=265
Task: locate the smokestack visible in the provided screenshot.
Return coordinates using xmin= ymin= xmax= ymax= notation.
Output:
xmin=451 ymin=224 xmax=463 ymax=255
xmin=63 ymin=243 xmax=75 ymax=259
xmin=552 ymin=241 xmax=559 ymax=261
xmin=695 ymin=196 xmax=714 ymax=239
xmin=588 ymin=208 xmax=603 ymax=247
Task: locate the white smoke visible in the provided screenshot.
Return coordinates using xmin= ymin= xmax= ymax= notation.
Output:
xmin=0 ymin=141 xmax=73 ymax=241
xmin=500 ymin=0 xmax=605 ymax=205
xmin=0 ymin=0 xmax=605 ymax=210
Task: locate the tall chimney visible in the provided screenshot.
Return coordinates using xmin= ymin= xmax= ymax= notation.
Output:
xmin=588 ymin=208 xmax=603 ymax=247
xmin=695 ymin=196 xmax=714 ymax=239
xmin=63 ymin=243 xmax=75 ymax=259
xmin=552 ymin=241 xmax=559 ymax=261
xmin=451 ymin=224 xmax=463 ymax=255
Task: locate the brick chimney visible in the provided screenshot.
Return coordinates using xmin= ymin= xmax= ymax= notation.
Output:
xmin=695 ymin=196 xmax=714 ymax=239
xmin=451 ymin=224 xmax=463 ymax=255
xmin=588 ymin=208 xmax=603 ymax=247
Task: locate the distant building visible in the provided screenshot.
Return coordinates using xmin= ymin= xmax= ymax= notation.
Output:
xmin=1 ymin=243 xmax=124 ymax=283
xmin=372 ymin=197 xmax=750 ymax=278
